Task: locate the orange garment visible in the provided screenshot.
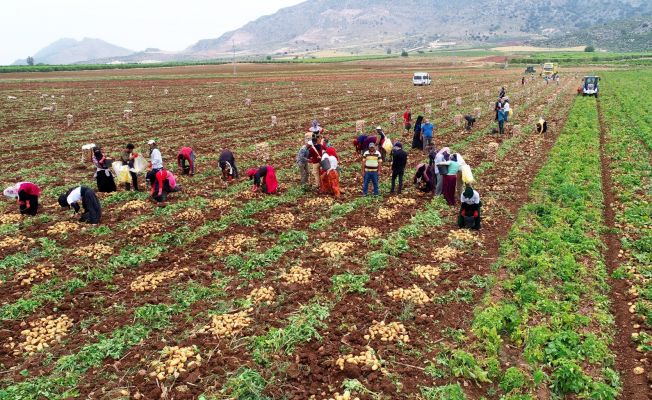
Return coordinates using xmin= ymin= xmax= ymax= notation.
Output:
xmin=320 ymin=170 xmax=340 ymax=198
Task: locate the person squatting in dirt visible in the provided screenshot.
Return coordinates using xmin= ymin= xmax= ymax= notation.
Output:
xmin=361 ymin=142 xmax=382 ymax=196
xmin=319 ymin=147 xmax=341 ymax=198
xmin=413 ymin=162 xmax=434 ymax=193
xmin=58 ymin=186 xmax=102 ymax=224
xmin=536 ymin=117 xmax=548 ymax=134
xmin=177 ymin=146 xmax=196 ymax=176
xmin=120 ymin=143 xmax=140 ymax=191
xmin=458 ymin=185 xmax=481 ymax=230
xmin=219 ymin=149 xmax=239 ymax=181
xmin=464 ymin=115 xmax=476 ymax=131
xmin=390 ymin=142 xmax=408 ymax=194
xmin=246 ymin=166 xmax=278 ymax=194
xmin=92 ymin=145 xmax=117 ymax=193
xmin=150 ymin=168 xmax=181 ymax=203
xmin=3 ymin=182 xmax=41 ymax=216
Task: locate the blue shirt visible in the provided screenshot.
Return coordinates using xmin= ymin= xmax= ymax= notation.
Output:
xmin=497 ymin=110 xmax=506 ymax=122
xmin=422 ymin=123 xmax=434 ymax=138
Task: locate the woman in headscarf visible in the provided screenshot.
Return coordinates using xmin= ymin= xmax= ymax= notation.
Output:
xmin=246 ymin=166 xmax=278 ymax=194
xmin=58 ymin=186 xmax=102 ymax=224
xmin=92 ymin=145 xmax=117 ymax=193
xmin=412 ymin=115 xmax=424 ymax=149
xmin=437 ymin=152 xmax=460 ymax=206
xmin=150 ymin=168 xmax=180 ymax=203
xmin=120 ymin=143 xmax=140 ymax=191
xmin=319 ymin=148 xmax=341 ymax=198
xmin=458 ymin=185 xmax=481 ymax=230
xmin=434 ymin=147 xmax=450 ymax=196
xmin=3 ymin=182 xmax=41 ymax=216
xmin=353 ymin=134 xmax=368 ymax=154
xmin=413 ymin=163 xmax=434 ymax=192
xmin=177 ymin=146 xmax=196 ymax=176
xmin=218 ymin=149 xmax=238 ymax=181
xmin=451 ymin=153 xmax=468 ymax=200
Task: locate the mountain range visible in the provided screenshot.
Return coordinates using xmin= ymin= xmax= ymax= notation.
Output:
xmin=13 ymin=0 xmax=652 ymax=65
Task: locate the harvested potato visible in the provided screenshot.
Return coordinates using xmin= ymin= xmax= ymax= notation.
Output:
xmin=412 ymin=265 xmax=441 ymax=281
xmin=282 ymin=266 xmax=312 ymax=284
xmin=387 ymin=285 xmax=430 ymax=304
xmin=149 ymin=345 xmax=201 ymax=381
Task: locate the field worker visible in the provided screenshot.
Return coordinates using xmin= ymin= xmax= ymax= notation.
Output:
xmin=497 ymin=106 xmax=507 ymax=135
xmin=451 ymin=153 xmax=467 ymax=200
xmin=536 ymin=117 xmax=548 ymax=134
xmin=58 ymin=186 xmax=102 ymax=224
xmin=464 ymin=115 xmax=476 ymax=131
xmin=499 ymin=86 xmax=506 ymax=99
xmin=494 ymin=98 xmax=502 ymax=121
xmin=403 ymin=106 xmax=412 ymax=133
xmin=434 ymin=147 xmax=450 ymax=196
xmin=390 ymin=142 xmax=408 ymax=194
xmin=353 ymin=134 xmax=367 ymax=154
xmin=522 ymin=76 xmax=525 ymax=85
xmin=120 ymin=143 xmax=140 ymax=191
xmin=319 ymin=149 xmax=341 ymax=198
xmin=502 ymin=98 xmax=511 ymax=122
xmin=361 ymin=142 xmax=382 ymax=196
xmin=218 ymin=149 xmax=239 ymax=181
xmin=413 ymin=163 xmax=434 ymax=193
xmin=458 ymin=185 xmax=481 ymax=230
xmin=307 ymin=136 xmax=323 ymax=189
xmin=412 ymin=115 xmax=424 ymax=149
xmin=92 ymin=145 xmax=117 ymax=193
xmin=438 ymin=153 xmax=461 ymax=206
xmin=421 ymin=119 xmax=434 ymax=152
xmin=150 ymin=168 xmax=181 ymax=203
xmin=148 ymin=140 xmax=163 ymax=171
xmin=3 ymin=182 xmax=41 ymax=216
xmin=296 ymin=138 xmax=310 ymax=186
xmin=246 ymin=166 xmax=278 ymax=194
xmin=362 ymin=134 xmax=378 ymax=153
xmin=376 ymin=127 xmax=389 ymax=161
xmin=177 ymin=146 xmax=196 ymax=176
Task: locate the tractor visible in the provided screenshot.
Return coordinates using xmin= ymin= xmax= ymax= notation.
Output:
xmin=580 ymin=76 xmax=600 ymax=97
xmin=525 ymin=65 xmax=536 ymax=74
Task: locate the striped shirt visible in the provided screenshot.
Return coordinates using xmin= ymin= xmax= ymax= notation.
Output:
xmin=363 ymin=150 xmax=382 ymax=172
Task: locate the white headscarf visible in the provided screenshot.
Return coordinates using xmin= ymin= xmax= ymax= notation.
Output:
xmin=3 ymin=182 xmax=24 ymax=198
xmin=435 ymin=147 xmax=450 ymax=163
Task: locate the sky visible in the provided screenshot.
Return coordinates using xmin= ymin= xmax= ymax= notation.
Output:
xmin=0 ymin=0 xmax=306 ymax=65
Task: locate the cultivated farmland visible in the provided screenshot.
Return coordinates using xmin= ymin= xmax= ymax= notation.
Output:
xmin=0 ymin=61 xmax=649 ymax=399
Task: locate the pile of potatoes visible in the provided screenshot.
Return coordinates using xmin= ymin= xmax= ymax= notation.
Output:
xmin=248 ymin=287 xmax=276 ymax=305
xmin=177 ymin=208 xmax=204 ymax=222
xmin=0 ymin=235 xmax=34 ymax=251
xmin=128 ymin=222 xmax=163 ymax=238
xmin=412 ymin=265 xmax=442 ymax=281
xmin=265 ymin=212 xmax=295 ymax=228
xmin=388 ymin=285 xmax=430 ymax=305
xmin=209 ymin=198 xmax=231 ymax=210
xmin=117 ymin=200 xmax=148 ymax=212
xmin=6 ymin=315 xmax=73 ymax=356
xmin=149 ymin=345 xmax=201 ymax=381
xmin=0 ymin=213 xmax=21 ymax=224
xmin=47 ymin=221 xmax=80 ymax=235
xmin=431 ymin=246 xmax=463 ymax=262
xmin=329 ymin=392 xmax=360 ymax=400
xmin=336 ymin=346 xmax=382 ymax=371
xmin=130 ymin=268 xmax=187 ymax=292
xmin=282 ymin=266 xmax=312 ymax=284
xmin=365 ymin=321 xmax=409 ymax=343
xmin=303 ymin=197 xmax=333 ymax=209
xmin=73 ymin=244 xmax=113 ymax=259
xmin=213 ymin=234 xmax=256 ymax=257
xmin=17 ymin=264 xmax=55 ymax=286
xmin=376 ymin=207 xmax=398 ymax=221
xmin=347 ymin=226 xmax=380 ymax=240
xmin=316 ymin=241 xmax=353 ymax=258
xmin=198 ymin=309 xmax=253 ymax=338
xmin=448 ymin=229 xmax=479 ymax=243
xmin=388 ymin=197 xmax=416 ymax=207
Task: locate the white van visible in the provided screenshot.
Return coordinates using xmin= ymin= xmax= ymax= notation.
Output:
xmin=413 ymin=72 xmax=432 ymax=86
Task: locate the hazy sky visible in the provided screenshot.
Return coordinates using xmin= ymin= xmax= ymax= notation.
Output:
xmin=0 ymin=0 xmax=306 ymax=65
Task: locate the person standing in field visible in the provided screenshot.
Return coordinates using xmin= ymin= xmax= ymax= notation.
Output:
xmin=362 ymin=142 xmax=382 ymax=196
xmin=522 ymin=76 xmax=525 ymax=85
xmin=497 ymin=106 xmax=507 ymax=135
xmin=91 ymin=145 xmax=117 ymax=193
xmin=58 ymin=186 xmax=102 ymax=224
xmin=120 ymin=143 xmax=140 ymax=191
xmin=499 ymin=86 xmax=506 ymax=99
xmin=319 ymin=148 xmax=341 ymax=198
xmin=3 ymin=182 xmax=41 ymax=216
xmin=218 ymin=149 xmax=238 ymax=181
xmin=421 ymin=119 xmax=434 ymax=152
xmin=147 ymin=140 xmax=163 ymax=171
xmin=177 ymin=146 xmax=196 ymax=176
xmin=434 ymin=147 xmax=449 ymax=196
xmin=438 ymin=153 xmax=460 ymax=206
xmin=403 ymin=106 xmax=412 ymax=134
xmin=412 ymin=115 xmax=424 ymax=149
xmin=494 ymin=97 xmax=502 ymax=121
xmin=246 ymin=166 xmax=278 ymax=194
xmin=296 ymin=137 xmax=311 ymax=186
xmin=307 ymin=135 xmax=323 ymax=189
xmin=502 ymin=98 xmax=511 ymax=122
xmin=390 ymin=142 xmax=408 ymax=194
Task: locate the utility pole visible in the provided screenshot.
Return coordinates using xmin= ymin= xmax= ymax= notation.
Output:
xmin=232 ymin=39 xmax=236 ymax=76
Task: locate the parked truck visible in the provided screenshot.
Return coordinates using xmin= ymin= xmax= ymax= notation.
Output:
xmin=541 ymin=62 xmax=558 ymax=79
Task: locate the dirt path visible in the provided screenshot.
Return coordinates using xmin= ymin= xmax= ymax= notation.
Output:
xmin=596 ymin=98 xmax=649 ymax=399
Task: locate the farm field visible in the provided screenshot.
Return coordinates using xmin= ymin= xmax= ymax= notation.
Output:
xmin=0 ymin=61 xmax=648 ymax=399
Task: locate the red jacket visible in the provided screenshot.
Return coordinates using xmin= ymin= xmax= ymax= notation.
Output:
xmin=307 ymin=144 xmax=322 ymax=164
xmin=177 ymin=147 xmax=194 ymax=170
xmin=18 ymin=182 xmax=41 ymax=197
xmin=151 ymin=169 xmax=171 ymax=195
